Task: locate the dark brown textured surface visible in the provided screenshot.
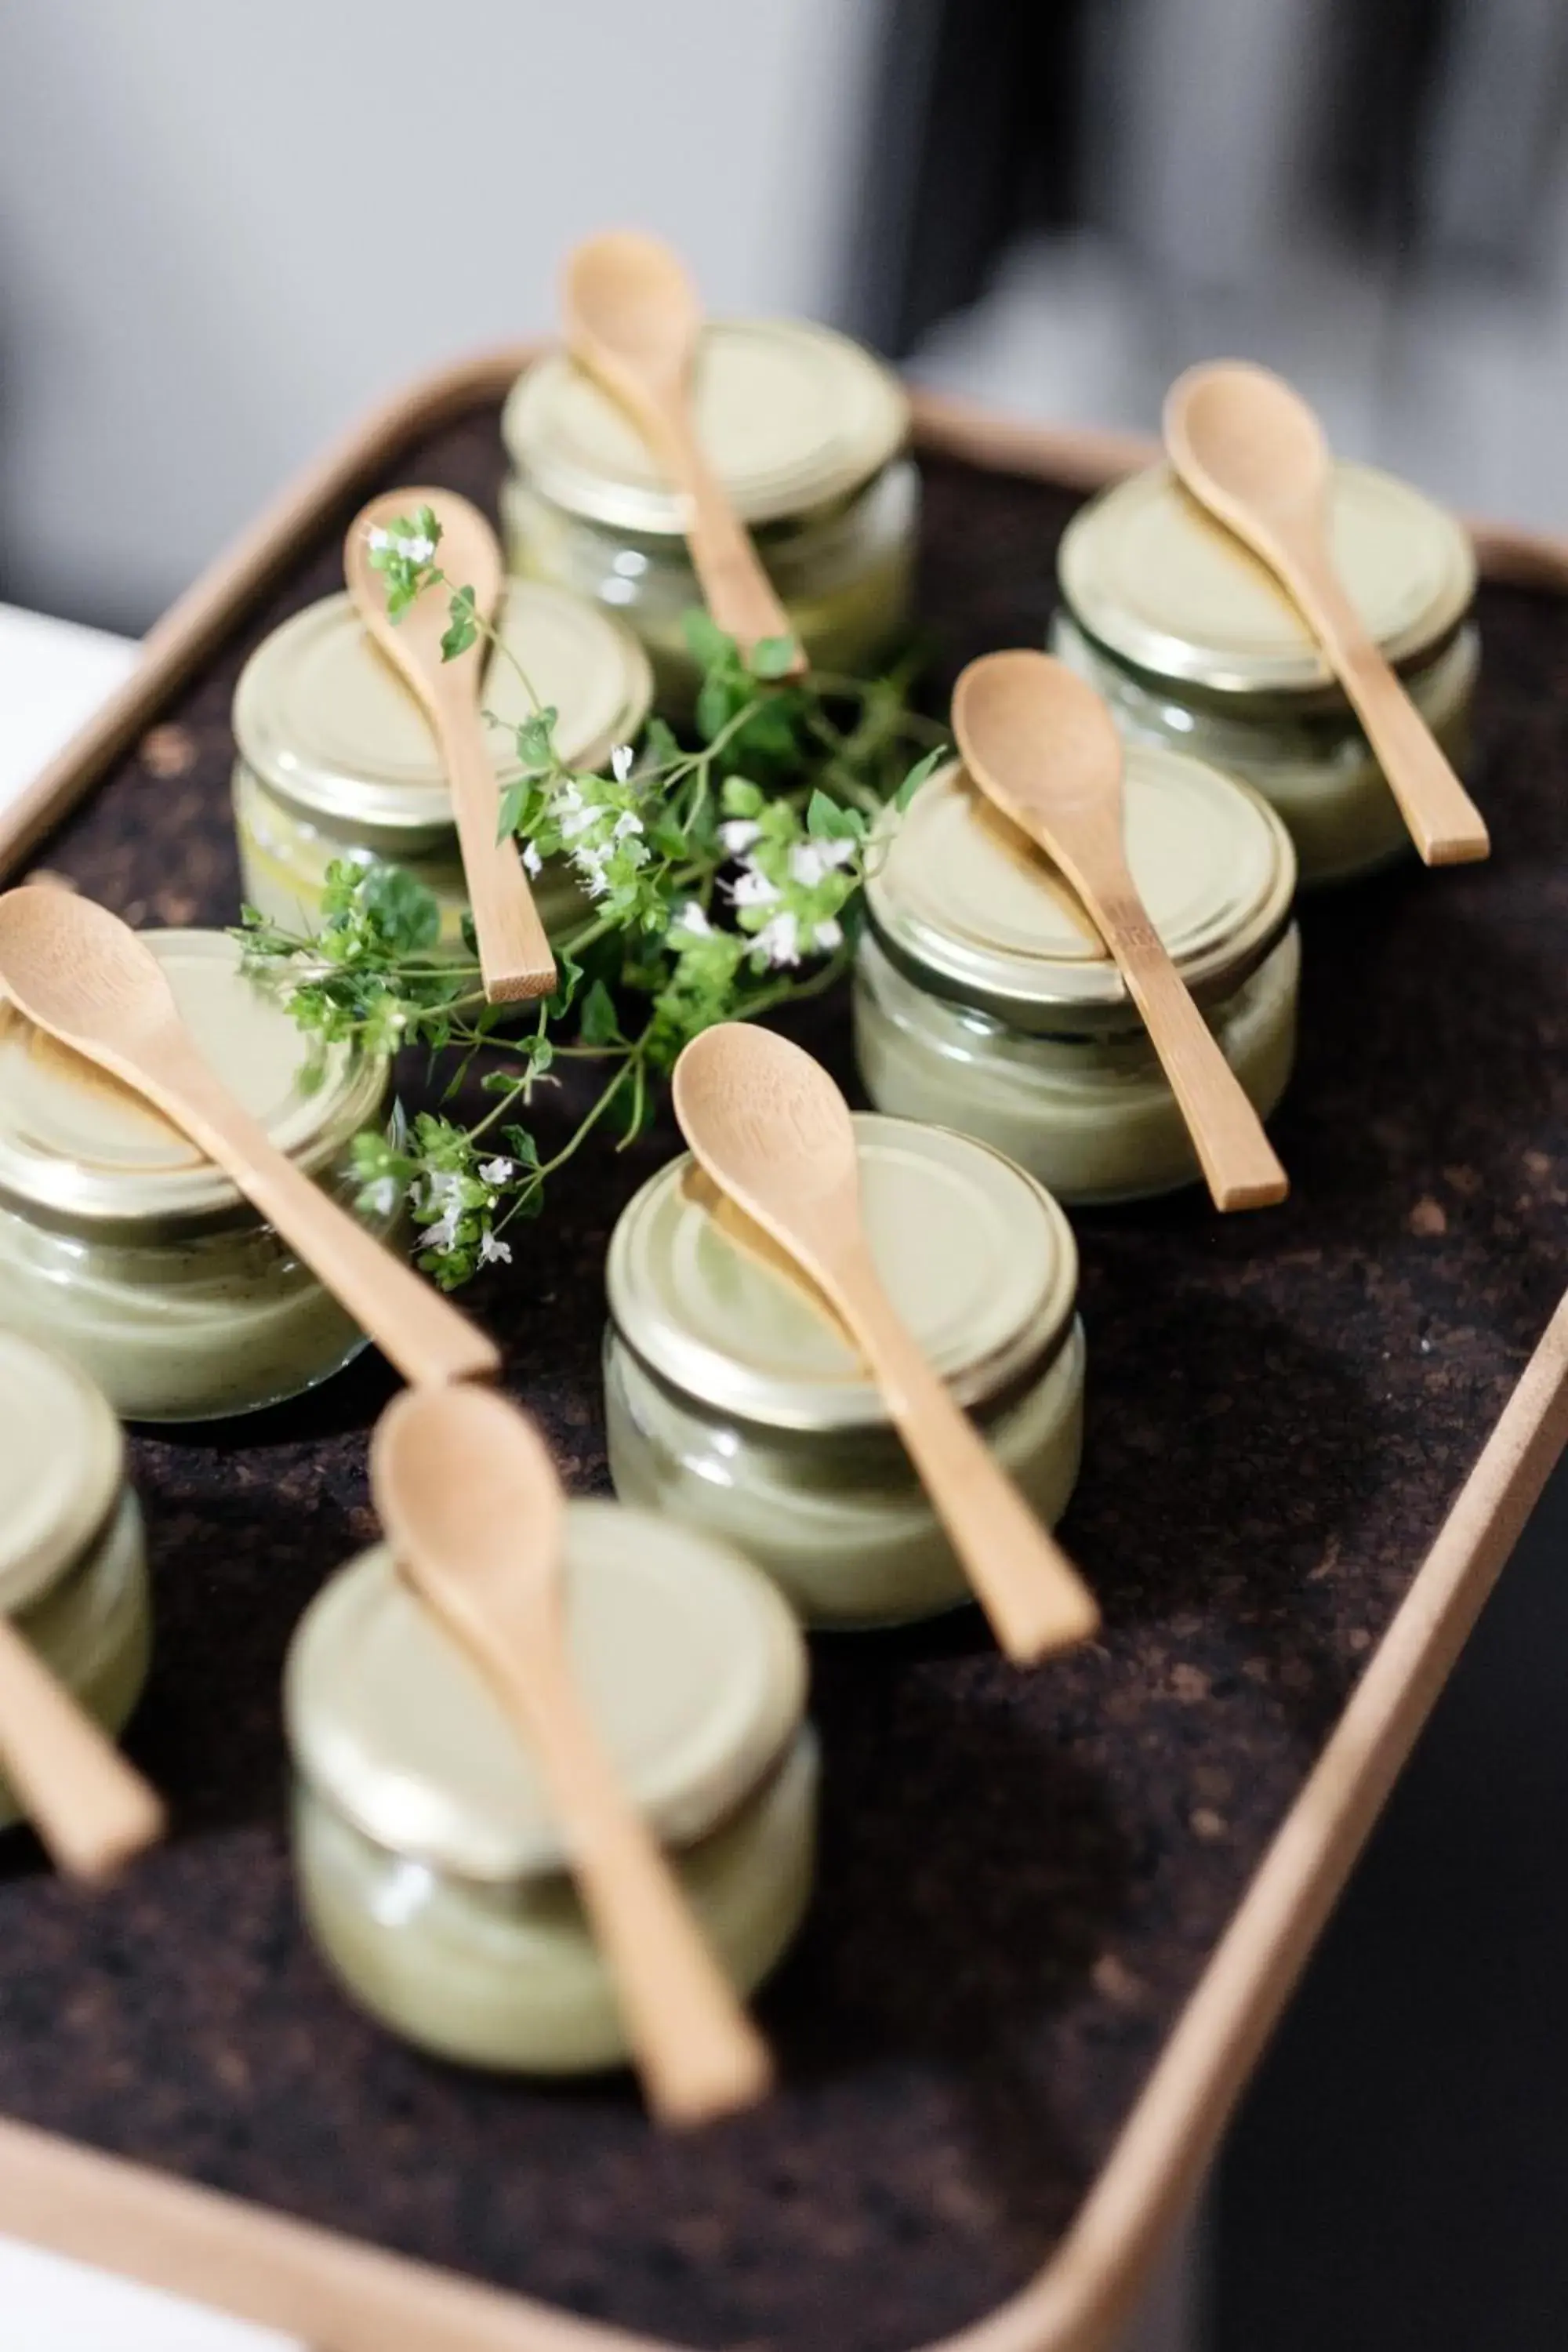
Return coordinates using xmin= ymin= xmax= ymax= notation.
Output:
xmin=2 ymin=401 xmax=1564 ymax=2352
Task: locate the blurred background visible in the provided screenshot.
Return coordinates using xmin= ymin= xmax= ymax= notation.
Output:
xmin=3 ymin=2 xmax=1568 ymax=2344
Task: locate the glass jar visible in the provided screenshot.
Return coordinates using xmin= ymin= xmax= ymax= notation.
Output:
xmin=855 ymin=753 xmax=1300 ymax=1206
xmin=0 ymin=1333 xmax=151 ymax=1832
xmin=1052 ymin=459 xmax=1479 ymax=886
xmin=604 ymin=1115 xmax=1084 ymax=1629
xmin=0 ymin=929 xmax=398 ymax=1421
xmin=501 ymin=320 xmax=916 ymax=706
xmin=233 ymin=579 xmax=653 ymax=941
xmin=286 ymin=1506 xmax=814 ymax=2075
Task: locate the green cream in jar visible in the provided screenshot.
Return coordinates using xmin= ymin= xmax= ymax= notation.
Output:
xmin=0 ymin=929 xmax=397 ymax=1421
xmin=501 ymin=319 xmax=916 ymax=707
xmin=232 ymin=578 xmax=652 ymax=940
xmin=0 ymin=1333 xmax=151 ymax=1831
xmin=1052 ymin=459 xmax=1478 ymax=885
xmin=855 ymin=753 xmax=1299 ymax=1206
xmin=604 ymin=1114 xmax=1084 ymax=1628
xmin=286 ymin=1506 xmax=814 ymax=2074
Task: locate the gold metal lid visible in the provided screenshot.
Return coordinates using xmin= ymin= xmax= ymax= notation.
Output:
xmin=1058 ymin=459 xmax=1475 ymax=696
xmin=865 ymin=753 xmax=1296 ymax=1033
xmin=608 ymin=1112 xmax=1078 ymax=1432
xmin=0 ymin=929 xmax=387 ymax=1232
xmin=502 ymin=321 xmax=909 ymax=534
xmin=234 ymin=582 xmax=654 ymax=829
xmin=0 ymin=1333 xmax=125 ymax=1614
xmin=285 ymin=1505 xmax=808 ymax=1883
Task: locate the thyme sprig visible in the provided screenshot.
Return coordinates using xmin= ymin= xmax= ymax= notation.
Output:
xmin=238 ymin=506 xmax=945 ymax=1285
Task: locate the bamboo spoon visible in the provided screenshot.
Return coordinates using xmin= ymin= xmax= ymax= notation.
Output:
xmin=1164 ymin=361 xmax=1489 ymax=866
xmin=0 ymin=1623 xmax=163 ymax=1880
xmin=0 ymin=888 xmax=498 ymax=1390
xmin=952 ymin=652 xmax=1289 ymax=1214
xmin=672 ymin=1024 xmax=1099 ymax=1663
xmin=344 ymin=488 xmax=557 ymax=1003
xmin=562 ymin=230 xmax=805 ymax=672
xmin=372 ymin=1382 xmax=773 ymax=2126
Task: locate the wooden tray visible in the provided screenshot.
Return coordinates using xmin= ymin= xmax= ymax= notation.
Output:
xmin=2 ymin=349 xmax=1567 ymax=2352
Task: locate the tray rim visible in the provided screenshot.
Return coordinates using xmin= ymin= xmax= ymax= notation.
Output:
xmin=2 ymin=343 xmax=1566 ymax=2352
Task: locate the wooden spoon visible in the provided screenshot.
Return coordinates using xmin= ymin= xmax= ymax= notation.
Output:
xmin=372 ymin=1382 xmax=772 ymax=2126
xmin=952 ymin=652 xmax=1289 ymax=1214
xmin=1164 ymin=361 xmax=1489 ymax=866
xmin=0 ymin=888 xmax=498 ymax=1390
xmin=0 ymin=1621 xmax=162 ymax=1880
xmin=561 ymin=230 xmax=804 ymax=672
xmin=344 ymin=488 xmax=557 ymax=1003
xmin=672 ymin=1024 xmax=1099 ymax=1664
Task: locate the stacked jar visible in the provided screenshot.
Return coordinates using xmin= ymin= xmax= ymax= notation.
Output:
xmin=1051 ymin=459 xmax=1478 ymax=886
xmin=854 ymin=750 xmax=1300 ymax=1204
xmin=233 ymin=579 xmax=652 ymax=943
xmin=501 ymin=320 xmax=916 ymax=706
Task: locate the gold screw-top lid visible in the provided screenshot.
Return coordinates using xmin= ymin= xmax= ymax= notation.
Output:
xmin=0 ymin=1334 xmax=125 ymax=1615
xmin=0 ymin=929 xmax=387 ymax=1234
xmin=285 ymin=1504 xmax=808 ymax=1882
xmin=1059 ymin=459 xmax=1475 ymax=696
xmin=866 ymin=752 xmax=1296 ymax=1035
xmin=503 ymin=320 xmax=910 ymax=534
xmin=234 ymin=581 xmax=654 ymax=830
xmin=608 ymin=1112 xmax=1078 ymax=1432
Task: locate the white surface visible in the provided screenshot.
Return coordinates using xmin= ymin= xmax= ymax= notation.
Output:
xmin=0 ymin=2235 xmax=299 ymax=2352
xmin=0 ymin=601 xmax=139 ymax=813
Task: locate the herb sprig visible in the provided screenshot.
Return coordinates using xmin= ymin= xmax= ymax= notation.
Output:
xmin=239 ymin=507 xmax=945 ymax=1286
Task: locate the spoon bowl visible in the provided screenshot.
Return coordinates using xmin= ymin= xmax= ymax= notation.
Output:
xmin=372 ymin=1381 xmax=773 ymax=2126
xmin=344 ymin=487 xmax=555 ymax=1005
xmin=561 ymin=230 xmax=803 ymax=669
xmin=673 ymin=1023 xmax=1098 ymax=1662
xmin=0 ymin=887 xmax=499 ymax=1388
xmin=952 ymin=652 xmax=1289 ymax=1212
xmin=1165 ymin=361 xmax=1488 ymax=866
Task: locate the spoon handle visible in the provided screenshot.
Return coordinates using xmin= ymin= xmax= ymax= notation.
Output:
xmin=143 ymin=1039 xmax=499 ymax=1389
xmin=432 ymin=692 xmax=557 ymax=1003
xmin=485 ymin=1627 xmax=773 ymax=2125
xmin=647 ymin=402 xmax=804 ymax=668
xmin=1097 ymin=887 xmax=1289 ymax=1213
xmin=825 ymin=1247 xmax=1098 ymax=1662
xmin=1279 ymin=535 xmax=1489 ymax=866
xmin=0 ymin=1617 xmax=163 ymax=1880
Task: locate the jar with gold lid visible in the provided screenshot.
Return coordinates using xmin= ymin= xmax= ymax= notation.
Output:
xmin=855 ymin=752 xmax=1300 ymax=1205
xmin=0 ymin=929 xmax=398 ymax=1421
xmin=232 ymin=579 xmax=653 ymax=941
xmin=501 ymin=320 xmax=916 ymax=705
xmin=1052 ymin=459 xmax=1478 ymax=885
xmin=604 ymin=1114 xmax=1084 ymax=1628
xmin=286 ymin=1504 xmax=815 ymax=2074
xmin=0 ymin=1333 xmax=151 ymax=1832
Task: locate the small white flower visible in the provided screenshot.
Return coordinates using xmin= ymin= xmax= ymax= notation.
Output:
xmin=366 ymin=525 xmax=391 ymax=552
xmin=477 ymin=1157 xmax=513 ymax=1186
xmin=720 ymin=818 xmax=764 ymax=855
xmin=753 ymin=913 xmax=801 ymax=967
xmin=419 ymin=1169 xmax=464 ymax=1214
xmin=521 ymin=840 xmax=542 ymax=877
xmin=811 ymin=916 xmax=844 ymax=953
xmin=399 ymin=533 xmax=437 ymax=564
xmin=789 ymin=837 xmax=856 ymax=887
xmin=728 ymin=864 xmax=782 ymax=909
xmin=611 ymin=809 xmax=643 ymax=840
xmin=557 ymin=800 xmax=598 ymax=842
xmin=673 ymin=902 xmax=713 ymax=939
xmin=361 ymin=1175 xmax=399 ymax=1218
xmin=419 ymin=1205 xmax=463 ymax=1256
xmin=478 ymin=1229 xmax=514 ymax=1267
xmin=573 ymin=843 xmax=612 ymax=897
xmin=611 ymin=742 xmax=635 ymax=783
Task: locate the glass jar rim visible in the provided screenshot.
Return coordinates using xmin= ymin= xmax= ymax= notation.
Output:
xmin=503 ymin=319 xmax=909 ymax=534
xmin=285 ymin=1512 xmax=808 ymax=1883
xmin=0 ymin=1333 xmax=125 ymax=1613
xmin=607 ymin=1112 xmax=1080 ymax=1434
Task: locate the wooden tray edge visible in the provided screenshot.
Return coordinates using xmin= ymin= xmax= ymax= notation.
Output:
xmin=2 ymin=347 xmax=1565 ymax=2352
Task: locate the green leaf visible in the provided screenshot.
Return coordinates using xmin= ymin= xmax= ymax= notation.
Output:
xmin=501 ymin=1126 xmax=541 ymax=1167
xmin=644 ymin=717 xmax=681 ymax=768
xmin=440 ymin=586 xmax=478 ymax=662
xmin=895 ymin=745 xmax=947 ymax=811
xmin=579 ymin=978 xmax=620 ymax=1044
xmin=357 ymin=863 xmax=441 ymax=953
xmin=748 ymin=634 xmax=800 ymax=681
xmin=806 ymin=788 xmax=858 ymax=840
xmin=682 ymin=610 xmax=735 ymax=669
xmin=720 ymin=777 xmax=764 ymax=818
xmin=516 ymin=708 xmax=558 ymax=772
xmin=480 ymin=1069 xmax=525 ymax=1096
